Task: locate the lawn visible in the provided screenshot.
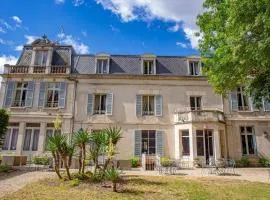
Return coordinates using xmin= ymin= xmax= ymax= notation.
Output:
xmin=2 ymin=175 xmax=270 ymax=200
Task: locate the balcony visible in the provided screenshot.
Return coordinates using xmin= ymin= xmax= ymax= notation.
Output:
xmin=4 ymin=65 xmax=70 ymax=75
xmin=175 ymin=108 xmax=225 ymax=124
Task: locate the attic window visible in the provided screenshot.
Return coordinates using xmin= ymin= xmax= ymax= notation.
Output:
xmin=34 ymin=50 xmax=48 ymax=66
xmin=143 ymin=60 xmax=154 ymax=75
xmin=189 ymin=61 xmax=200 ymax=76
xmin=96 ymin=59 xmax=109 ymax=74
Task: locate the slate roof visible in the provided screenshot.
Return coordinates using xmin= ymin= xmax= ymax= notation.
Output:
xmin=72 ymin=55 xmax=191 ymax=76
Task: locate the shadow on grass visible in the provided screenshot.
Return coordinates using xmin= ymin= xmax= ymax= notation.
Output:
xmin=0 ymin=170 xmax=29 ymax=181
xmin=218 ymin=173 xmax=241 ymax=176
xmin=125 ymin=177 xmax=167 ymax=186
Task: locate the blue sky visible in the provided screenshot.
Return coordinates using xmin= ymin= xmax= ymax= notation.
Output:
xmin=0 ymin=0 xmax=203 ymax=69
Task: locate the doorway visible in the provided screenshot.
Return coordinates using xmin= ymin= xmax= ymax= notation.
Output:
xmin=204 ymin=130 xmax=214 ymax=163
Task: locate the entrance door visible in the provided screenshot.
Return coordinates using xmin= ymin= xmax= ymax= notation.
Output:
xmin=204 ymin=130 xmax=214 ymax=163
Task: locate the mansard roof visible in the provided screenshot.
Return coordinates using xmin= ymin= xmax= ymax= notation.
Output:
xmin=72 ymin=55 xmax=198 ymax=76
xmin=31 ymin=35 xmax=55 ymax=46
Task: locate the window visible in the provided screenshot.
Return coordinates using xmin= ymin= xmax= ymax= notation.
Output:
xmin=141 ymin=130 xmax=156 ymax=154
xmin=23 ymin=125 xmax=40 ymax=151
xmin=44 ymin=124 xmax=57 ymax=151
xmin=46 ymin=83 xmax=60 ymax=108
xmin=2 ymin=127 xmax=19 ymax=150
xmin=237 ymin=87 xmax=249 ymax=111
xmin=181 ymin=130 xmax=190 ymax=156
xmin=94 ymin=94 xmax=106 ymax=114
xmin=34 ymin=50 xmax=48 ymax=66
xmin=190 ymin=96 xmax=202 ymax=111
xmin=143 ymin=60 xmax=154 ymax=75
xmin=143 ymin=95 xmax=155 ymax=115
xmin=189 ymin=61 xmax=200 ymax=75
xmin=96 ymin=59 xmax=108 ymax=74
xmin=240 ymin=126 xmax=256 ymax=155
xmin=196 ymin=130 xmax=204 ymax=156
xmin=12 ymin=82 xmax=28 ymax=107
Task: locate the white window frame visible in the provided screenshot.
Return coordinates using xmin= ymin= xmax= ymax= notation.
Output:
xmin=3 ymin=127 xmax=19 ymax=151
xmin=141 ymin=130 xmax=156 ymax=155
xmin=237 ymin=87 xmax=250 ymax=111
xmin=23 ymin=128 xmax=40 ymax=151
xmin=188 ymin=60 xmax=201 ymax=76
xmin=12 ymin=82 xmax=28 ymax=107
xmin=181 ymin=130 xmax=190 ymax=156
xmin=94 ymin=94 xmax=107 ymax=115
xmin=142 ymin=95 xmax=155 ymax=116
xmin=240 ymin=126 xmax=256 ymax=155
xmin=143 ymin=60 xmax=155 ymax=75
xmin=46 ymin=83 xmax=60 ymax=108
xmin=34 ymin=50 xmax=48 ymax=66
xmin=190 ymin=96 xmax=202 ymax=111
xmin=96 ymin=59 xmax=109 ymax=74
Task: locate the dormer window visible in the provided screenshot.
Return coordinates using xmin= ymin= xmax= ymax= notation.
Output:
xmin=189 ymin=61 xmax=201 ymax=76
xmin=143 ymin=60 xmax=154 ymax=75
xmin=96 ymin=59 xmax=109 ymax=74
xmin=34 ymin=50 xmax=48 ymax=66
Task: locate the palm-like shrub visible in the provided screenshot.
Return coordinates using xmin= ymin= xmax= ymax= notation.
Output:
xmin=105 ymin=167 xmax=120 ymax=192
xmin=74 ymin=129 xmax=90 ymax=174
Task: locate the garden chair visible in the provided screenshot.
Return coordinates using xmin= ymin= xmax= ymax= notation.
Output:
xmin=225 ymin=159 xmax=236 ymax=175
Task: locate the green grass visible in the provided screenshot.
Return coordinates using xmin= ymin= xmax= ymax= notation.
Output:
xmin=2 ymin=175 xmax=270 ymax=200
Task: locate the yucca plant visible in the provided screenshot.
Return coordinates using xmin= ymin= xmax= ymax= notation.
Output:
xmin=47 ymin=134 xmax=63 ymax=179
xmin=105 ymin=167 xmax=120 ymax=192
xmin=74 ymin=129 xmax=90 ymax=174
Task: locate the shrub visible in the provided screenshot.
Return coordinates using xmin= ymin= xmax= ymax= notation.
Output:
xmin=160 ymin=157 xmax=174 ymax=167
xmin=69 ymin=178 xmax=81 ymax=187
xmin=105 ymin=167 xmax=120 ymax=192
xmin=131 ymin=156 xmax=140 ymax=168
xmin=259 ymin=157 xmax=270 ymax=167
xmin=239 ymin=156 xmax=250 ymax=167
xmin=33 ymin=156 xmax=50 ymax=165
xmin=0 ymin=164 xmax=12 ymax=173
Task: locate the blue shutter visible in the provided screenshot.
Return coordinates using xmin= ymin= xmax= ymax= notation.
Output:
xmin=38 ymin=82 xmax=47 ymax=107
xmin=106 ymin=93 xmax=113 ymax=115
xmin=59 ymin=82 xmax=67 ymax=108
xmin=25 ymin=81 xmax=34 ymax=107
xmin=156 ymin=130 xmax=163 ymax=156
xmin=87 ymin=94 xmax=94 ymax=115
xmin=231 ymin=91 xmax=238 ymax=111
xmin=4 ymin=81 xmax=15 ymax=107
xmin=264 ymin=100 xmax=270 ymax=111
xmin=134 ymin=130 xmax=141 ymax=156
xmin=136 ymin=95 xmax=142 ymax=116
xmin=155 ymin=95 xmax=163 ymax=116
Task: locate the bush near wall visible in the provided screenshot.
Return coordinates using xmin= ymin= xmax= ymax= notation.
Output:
xmin=131 ymin=156 xmax=140 ymax=168
xmin=33 ymin=156 xmax=50 ymax=165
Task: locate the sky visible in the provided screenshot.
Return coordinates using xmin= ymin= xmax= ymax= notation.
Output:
xmin=0 ymin=0 xmax=204 ymax=77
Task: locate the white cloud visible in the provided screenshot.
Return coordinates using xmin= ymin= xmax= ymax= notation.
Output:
xmin=15 ymin=45 xmax=23 ymax=51
xmin=0 ymin=27 xmax=6 ymax=33
xmin=176 ymin=42 xmax=188 ymax=48
xmin=96 ymin=0 xmax=203 ymax=49
xmin=0 ymin=55 xmax=17 ymax=86
xmin=24 ymin=35 xmax=39 ymax=44
xmin=0 ymin=19 xmax=13 ymax=31
xmin=109 ymin=25 xmax=120 ymax=33
xmin=58 ymin=34 xmax=89 ymax=54
xmin=55 ymin=0 xmax=65 ymax=4
xmin=183 ymin=27 xmax=201 ymax=49
xmin=168 ymin=23 xmax=181 ymax=32
xmin=73 ymin=0 xmax=85 ymax=6
xmin=81 ymin=31 xmax=87 ymax=37
xmin=12 ymin=16 xmax=22 ymax=24
xmin=0 ymin=38 xmax=14 ymax=46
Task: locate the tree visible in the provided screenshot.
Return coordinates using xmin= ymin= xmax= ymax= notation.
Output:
xmin=74 ymin=129 xmax=90 ymax=174
xmin=197 ymin=0 xmax=270 ymax=106
xmin=0 ymin=109 xmax=9 ymax=146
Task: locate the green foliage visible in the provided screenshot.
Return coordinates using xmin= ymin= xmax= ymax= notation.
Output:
xmin=131 ymin=156 xmax=140 ymax=168
xmin=0 ymin=109 xmax=9 ymax=142
xmin=105 ymin=168 xmax=120 ymax=182
xmin=69 ymin=178 xmax=81 ymax=187
xmin=160 ymin=157 xmax=174 ymax=167
xmin=74 ymin=130 xmax=90 ymax=146
xmin=197 ymin=0 xmax=270 ymax=105
xmin=33 ymin=156 xmax=50 ymax=165
xmin=0 ymin=164 xmax=12 ymax=173
xmin=238 ymin=156 xmax=250 ymax=167
xmin=259 ymin=157 xmax=270 ymax=167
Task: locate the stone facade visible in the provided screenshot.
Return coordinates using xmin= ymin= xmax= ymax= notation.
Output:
xmin=0 ymin=36 xmax=269 ymax=163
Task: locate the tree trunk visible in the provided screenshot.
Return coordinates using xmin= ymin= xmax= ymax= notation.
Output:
xmin=112 ymin=182 xmax=117 ymax=192
xmin=82 ymin=144 xmax=86 ymax=174
xmin=63 ymin=156 xmax=72 ymax=180
xmin=78 ymin=147 xmax=82 ymax=174
xmin=52 ymin=152 xmax=62 ymax=179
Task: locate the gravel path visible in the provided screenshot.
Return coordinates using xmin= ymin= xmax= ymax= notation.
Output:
xmin=0 ymin=171 xmax=54 ymax=198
